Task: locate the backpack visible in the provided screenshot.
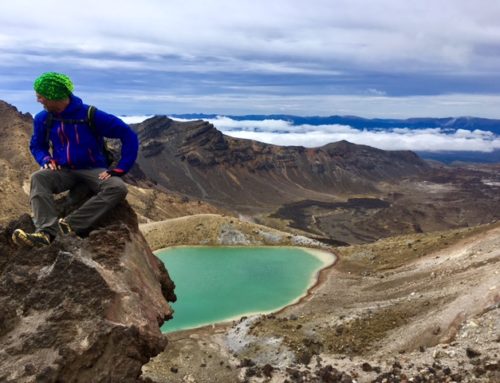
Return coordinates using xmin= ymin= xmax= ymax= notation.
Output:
xmin=44 ymin=106 xmax=115 ymax=166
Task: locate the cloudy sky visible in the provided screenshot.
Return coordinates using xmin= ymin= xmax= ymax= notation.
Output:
xmin=2 ymin=0 xmax=500 ymax=119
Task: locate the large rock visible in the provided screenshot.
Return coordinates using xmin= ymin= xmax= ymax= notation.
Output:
xmin=0 ymin=202 xmax=176 ymax=382
xmin=0 ymin=101 xmax=37 ymax=224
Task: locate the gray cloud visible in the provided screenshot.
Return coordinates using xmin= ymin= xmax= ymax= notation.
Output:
xmin=2 ymin=1 xmax=500 ymax=117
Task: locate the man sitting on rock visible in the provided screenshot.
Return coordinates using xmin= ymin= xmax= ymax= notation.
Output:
xmin=13 ymin=72 xmax=139 ymax=247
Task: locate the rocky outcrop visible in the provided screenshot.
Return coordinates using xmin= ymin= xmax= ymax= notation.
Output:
xmin=0 ymin=202 xmax=176 ymax=383
xmin=0 ymin=101 xmax=37 ymax=224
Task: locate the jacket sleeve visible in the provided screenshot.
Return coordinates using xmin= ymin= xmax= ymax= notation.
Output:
xmin=29 ymin=113 xmax=52 ymax=166
xmin=92 ymin=109 xmax=139 ymax=173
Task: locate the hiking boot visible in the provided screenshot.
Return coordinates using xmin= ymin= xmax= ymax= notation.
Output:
xmin=58 ymin=218 xmax=73 ymax=235
xmin=12 ymin=229 xmax=52 ymax=248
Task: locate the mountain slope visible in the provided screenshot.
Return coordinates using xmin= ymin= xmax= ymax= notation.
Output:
xmin=133 ymin=116 xmax=500 ymax=244
xmin=134 ymin=116 xmax=429 ymax=210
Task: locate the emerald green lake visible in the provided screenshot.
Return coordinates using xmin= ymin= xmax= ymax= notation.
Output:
xmin=155 ymin=247 xmax=333 ymax=333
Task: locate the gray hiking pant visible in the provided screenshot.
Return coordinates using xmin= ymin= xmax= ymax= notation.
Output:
xmin=30 ymin=168 xmax=128 ymax=236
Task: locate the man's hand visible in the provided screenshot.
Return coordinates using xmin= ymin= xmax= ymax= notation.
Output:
xmin=98 ymin=171 xmax=111 ymax=180
xmin=99 ymin=169 xmax=124 ymax=180
xmin=41 ymin=159 xmax=61 ymax=170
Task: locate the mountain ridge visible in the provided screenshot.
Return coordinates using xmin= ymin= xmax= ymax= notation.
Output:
xmin=131 ymin=115 xmax=499 ymax=244
xmin=169 ymin=113 xmax=500 ymax=164
xmin=133 ymin=115 xmax=429 ymax=210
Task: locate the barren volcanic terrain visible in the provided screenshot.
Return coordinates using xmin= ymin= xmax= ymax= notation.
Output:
xmin=132 ymin=116 xmax=500 ymax=245
xmin=2 ymin=103 xmax=498 ymax=244
xmin=142 ymin=217 xmax=499 ymax=383
xmin=1 ymin=100 xmax=499 ymax=382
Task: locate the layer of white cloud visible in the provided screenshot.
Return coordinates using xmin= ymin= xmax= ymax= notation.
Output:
xmin=120 ymin=115 xmax=155 ymax=124
xmin=169 ymin=116 xmax=500 ymax=152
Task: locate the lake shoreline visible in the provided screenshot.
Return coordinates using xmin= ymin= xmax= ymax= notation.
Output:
xmin=158 ymin=246 xmax=337 ymax=335
xmin=273 ymin=247 xmax=338 ymax=316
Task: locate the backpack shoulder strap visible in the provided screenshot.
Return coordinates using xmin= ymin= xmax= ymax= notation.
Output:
xmin=86 ymin=105 xmax=114 ymax=166
xmin=87 ymin=105 xmax=97 ymax=137
xmin=44 ymin=113 xmax=54 ymax=145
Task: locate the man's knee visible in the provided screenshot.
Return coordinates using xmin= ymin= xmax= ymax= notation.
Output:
xmin=116 ymin=181 xmax=128 ymax=199
xmin=103 ymin=177 xmax=128 ymax=200
xmin=31 ymin=169 xmax=49 ymax=185
xmin=30 ymin=169 xmax=57 ymax=194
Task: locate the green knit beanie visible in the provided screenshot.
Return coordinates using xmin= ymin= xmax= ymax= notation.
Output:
xmin=34 ymin=72 xmax=74 ymax=100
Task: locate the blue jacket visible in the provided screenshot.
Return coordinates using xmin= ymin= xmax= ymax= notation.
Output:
xmin=30 ymin=94 xmax=139 ymax=173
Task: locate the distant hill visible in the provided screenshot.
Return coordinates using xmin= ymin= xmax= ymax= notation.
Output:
xmin=171 ymin=113 xmax=500 ymax=135
xmin=416 ymin=149 xmax=500 ymax=164
xmin=131 ymin=115 xmax=500 ymax=244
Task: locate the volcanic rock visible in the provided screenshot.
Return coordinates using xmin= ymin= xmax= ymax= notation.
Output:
xmin=0 ymin=101 xmax=37 ymax=224
xmin=0 ymin=201 xmax=176 ymax=382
